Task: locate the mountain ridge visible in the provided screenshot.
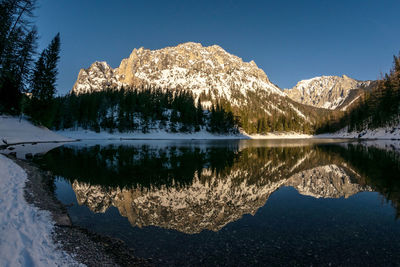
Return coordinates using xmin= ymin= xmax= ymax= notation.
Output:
xmin=71 ymin=42 xmax=327 ymax=134
xmin=72 ymin=42 xmax=283 ymax=98
xmin=285 ymin=75 xmax=373 ymax=110
xmin=69 ymin=42 xmax=380 ymax=134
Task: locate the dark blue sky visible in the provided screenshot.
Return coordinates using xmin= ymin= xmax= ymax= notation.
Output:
xmin=36 ymin=0 xmax=400 ymax=95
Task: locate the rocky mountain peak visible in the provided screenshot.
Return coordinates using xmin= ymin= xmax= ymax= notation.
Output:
xmin=285 ymin=75 xmax=372 ymax=110
xmin=71 ymin=42 xmax=281 ymax=100
xmin=71 ymin=61 xmax=123 ymax=94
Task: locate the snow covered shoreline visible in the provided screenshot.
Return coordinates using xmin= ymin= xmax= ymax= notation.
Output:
xmin=2 ymin=116 xmax=400 ymax=144
xmin=0 ymin=115 xmax=72 ymax=145
xmin=56 ymin=128 xmax=249 ymax=140
xmin=0 ymin=154 xmax=78 ymax=266
xmin=316 ymin=124 xmax=400 ymax=140
xmin=55 ymin=127 xmax=400 ymax=141
xmin=1 ymin=116 xmax=313 ymax=143
xmin=56 ymin=128 xmax=318 ymax=140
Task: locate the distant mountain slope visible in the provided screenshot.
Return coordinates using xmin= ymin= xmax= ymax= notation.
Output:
xmin=71 ymin=42 xmax=334 ymax=134
xmin=316 ymin=54 xmax=400 ymax=135
xmin=285 ymin=75 xmax=373 ymax=110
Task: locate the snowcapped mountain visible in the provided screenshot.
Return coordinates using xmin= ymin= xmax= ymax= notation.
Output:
xmin=71 ymin=42 xmax=317 ymax=124
xmin=73 ymin=43 xmax=379 ymax=132
xmin=72 ymin=61 xmax=124 ymax=94
xmin=72 ymin=42 xmax=283 ymax=98
xmin=285 ymin=75 xmax=373 ymax=110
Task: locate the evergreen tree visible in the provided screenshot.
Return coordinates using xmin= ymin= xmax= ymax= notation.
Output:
xmin=0 ymin=0 xmax=37 ymax=113
xmin=196 ymin=98 xmax=203 ymax=130
xmin=29 ymin=33 xmax=60 ymax=126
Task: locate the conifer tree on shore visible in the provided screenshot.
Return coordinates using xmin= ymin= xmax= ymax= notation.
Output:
xmin=29 ymin=33 xmax=60 ymax=126
xmin=0 ymin=0 xmax=37 ymax=113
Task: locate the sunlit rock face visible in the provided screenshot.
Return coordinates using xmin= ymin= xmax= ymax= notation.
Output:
xmin=71 ymin=163 xmax=370 ymax=234
xmin=71 ymin=42 xmax=283 ymax=98
xmin=72 ymin=61 xmax=124 ymax=94
xmin=70 ymin=42 xmax=321 ymax=119
xmin=285 ymin=75 xmax=373 ymax=110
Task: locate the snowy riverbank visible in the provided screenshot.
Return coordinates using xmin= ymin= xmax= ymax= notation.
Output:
xmin=0 ymin=154 xmax=78 ymax=266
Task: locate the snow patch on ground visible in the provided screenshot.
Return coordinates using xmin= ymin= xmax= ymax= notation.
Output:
xmin=341 ymin=95 xmax=361 ymax=111
xmin=57 ymin=128 xmax=249 ymax=140
xmin=316 ymin=123 xmax=400 ymax=140
xmin=0 ymin=154 xmax=80 ymax=266
xmin=287 ymin=103 xmax=306 ymax=119
xmin=1 ymin=116 xmax=315 ymax=142
xmin=6 ymin=114 xmax=400 ymax=142
xmin=57 ymin=128 xmax=317 ymax=140
xmin=0 ymin=116 xmax=71 ymax=145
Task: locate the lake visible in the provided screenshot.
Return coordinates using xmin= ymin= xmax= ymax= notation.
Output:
xmin=33 ymin=139 xmax=400 ymax=266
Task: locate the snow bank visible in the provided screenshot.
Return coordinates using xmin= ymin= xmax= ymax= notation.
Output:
xmin=6 ymin=114 xmax=399 ymax=142
xmin=0 ymin=115 xmax=313 ymax=142
xmin=0 ymin=154 xmax=79 ymax=266
xmin=0 ymin=116 xmax=71 ymax=145
xmin=316 ymin=123 xmax=400 ymax=140
xmin=57 ymin=128 xmax=319 ymax=140
xmin=57 ymin=128 xmax=250 ymax=140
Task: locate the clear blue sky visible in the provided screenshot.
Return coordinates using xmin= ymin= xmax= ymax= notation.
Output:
xmin=35 ymin=0 xmax=400 ymax=95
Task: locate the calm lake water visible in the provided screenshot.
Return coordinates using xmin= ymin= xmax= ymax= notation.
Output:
xmin=34 ymin=139 xmax=400 ymax=266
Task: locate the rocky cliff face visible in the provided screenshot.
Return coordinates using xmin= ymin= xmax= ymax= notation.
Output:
xmin=71 ymin=164 xmax=370 ymax=234
xmin=72 ymin=42 xmax=283 ymax=99
xmin=72 ymin=61 xmax=124 ymax=94
xmin=285 ymin=75 xmax=372 ymax=110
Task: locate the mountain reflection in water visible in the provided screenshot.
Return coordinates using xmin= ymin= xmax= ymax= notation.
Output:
xmin=33 ymin=140 xmax=400 ymax=265
xmin=34 ymin=140 xmax=400 ymax=233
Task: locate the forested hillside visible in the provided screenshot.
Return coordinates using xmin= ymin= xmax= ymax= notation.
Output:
xmin=47 ymin=86 xmax=338 ymax=135
xmin=50 ymin=88 xmax=238 ymax=134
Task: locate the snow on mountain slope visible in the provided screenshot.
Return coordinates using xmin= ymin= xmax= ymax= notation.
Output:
xmin=72 ymin=61 xmax=124 ymax=94
xmin=285 ymin=75 xmax=372 ymax=110
xmin=69 ymin=42 xmax=317 ymax=123
xmin=72 ymin=42 xmax=284 ymax=100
